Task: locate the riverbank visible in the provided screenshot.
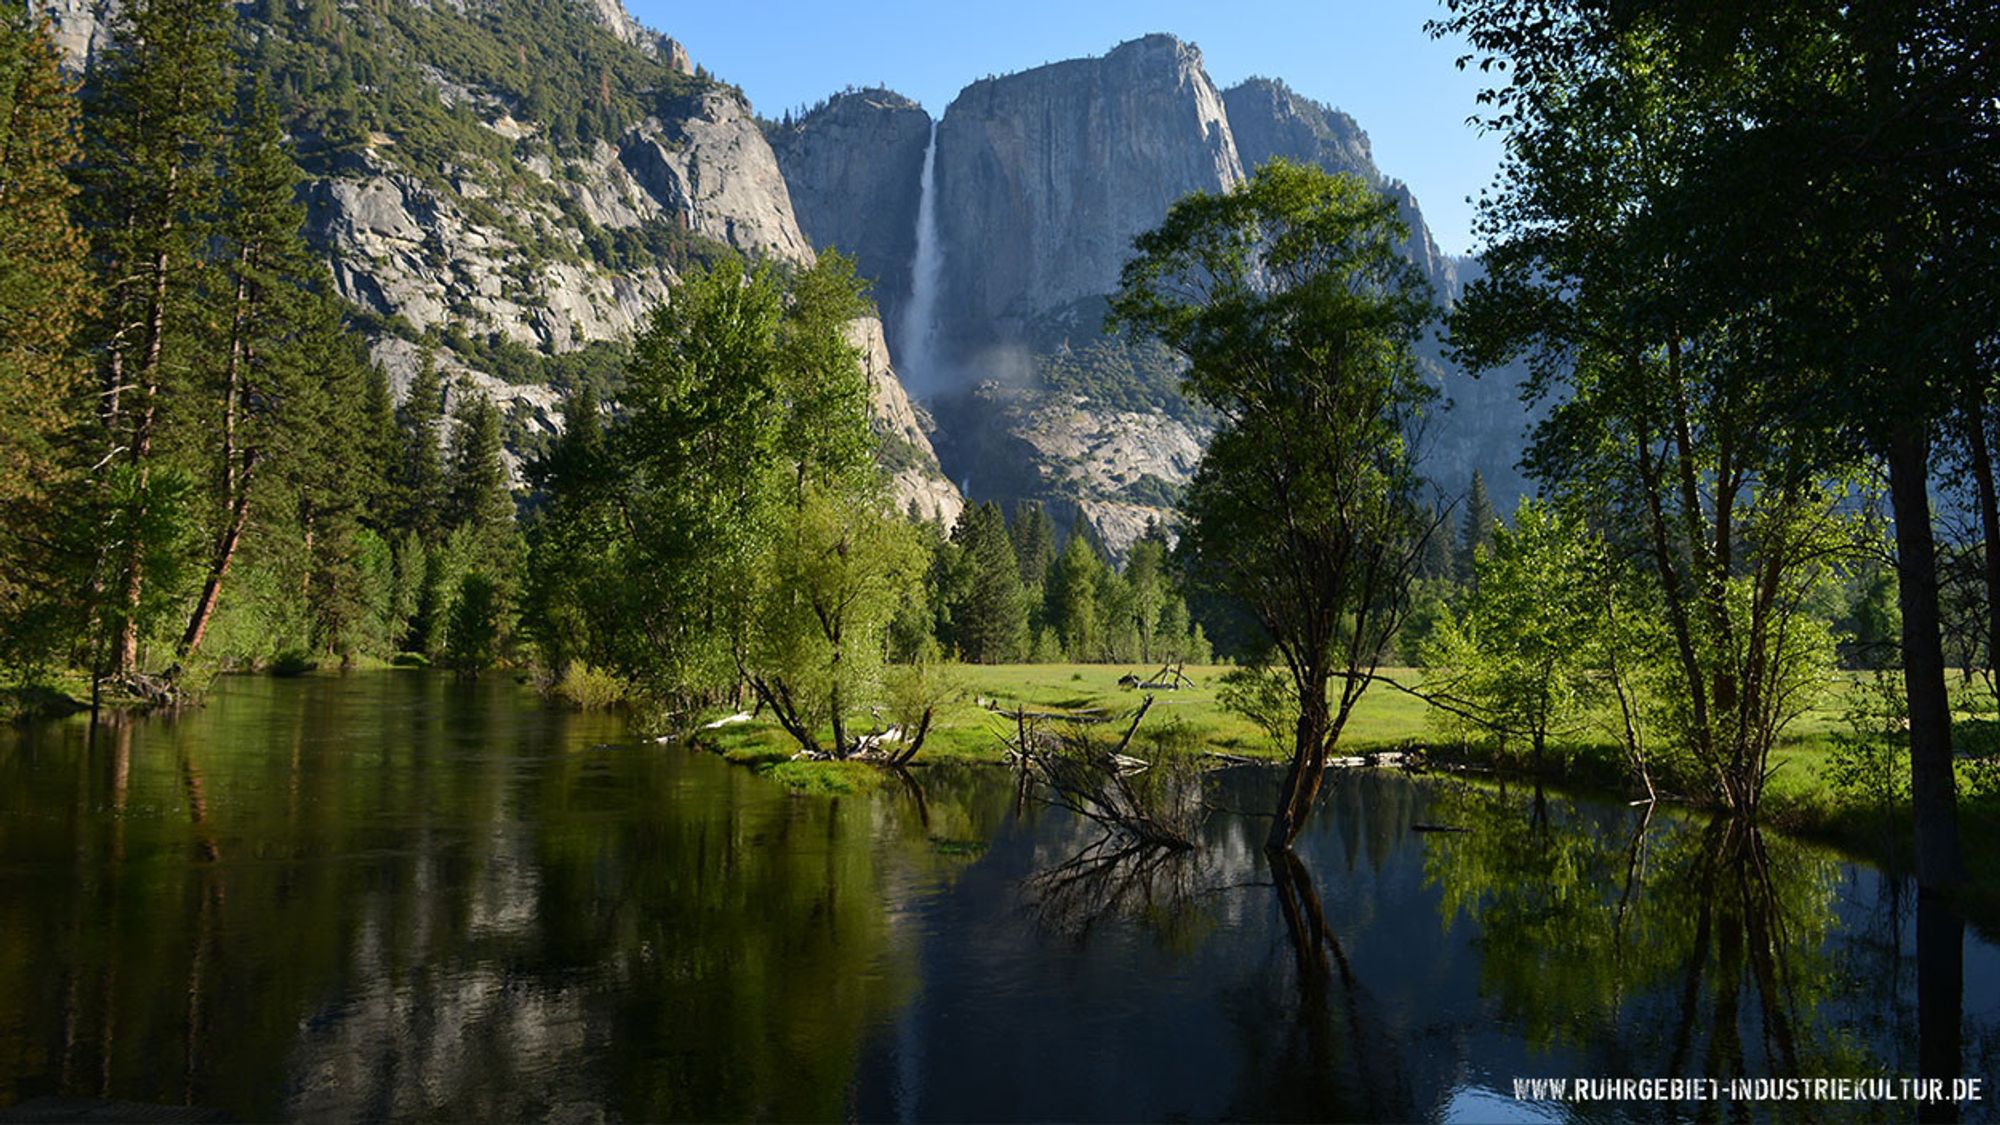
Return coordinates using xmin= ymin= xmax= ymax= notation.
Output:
xmin=698 ymin=660 xmax=2000 ymax=917
xmin=0 ymin=676 xmax=90 ymax=723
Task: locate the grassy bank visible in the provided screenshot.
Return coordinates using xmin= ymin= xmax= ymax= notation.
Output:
xmin=0 ymin=672 xmax=92 ymax=723
xmin=700 ymin=662 xmax=2000 ymax=908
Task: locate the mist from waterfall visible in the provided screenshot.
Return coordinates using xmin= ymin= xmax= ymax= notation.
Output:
xmin=899 ymin=120 xmax=943 ymax=396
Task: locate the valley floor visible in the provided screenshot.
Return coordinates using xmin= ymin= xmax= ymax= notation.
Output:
xmin=701 ymin=661 xmax=2000 ymax=919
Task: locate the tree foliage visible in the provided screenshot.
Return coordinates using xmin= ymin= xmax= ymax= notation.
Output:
xmin=1112 ymin=159 xmax=1437 ymax=850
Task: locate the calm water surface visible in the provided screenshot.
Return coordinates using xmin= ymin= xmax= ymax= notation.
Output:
xmin=0 ymin=672 xmax=1995 ymax=1122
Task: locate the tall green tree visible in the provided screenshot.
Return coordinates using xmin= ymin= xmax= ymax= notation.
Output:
xmin=398 ymin=347 xmax=448 ymax=542
xmin=1423 ymin=500 xmax=1610 ymax=762
xmin=357 ymin=362 xmax=403 ymax=532
xmin=1046 ymin=531 xmax=1104 ymax=661
xmin=1113 ymin=160 xmax=1436 ymax=851
xmin=746 ymin=483 xmax=922 ymax=755
xmin=446 ymin=388 xmax=515 ymax=568
xmin=79 ymin=0 xmax=234 ymax=677
xmin=1456 ymin=470 xmax=1497 ymax=585
xmin=0 ymin=12 xmax=92 ymax=666
xmin=1436 ymin=1 xmax=1870 ymax=820
xmin=1124 ymin=531 xmax=1171 ymax=661
xmin=177 ymin=77 xmax=341 ymax=663
xmin=1011 ymin=501 xmax=1057 ymax=591
xmin=945 ymin=502 xmax=1028 ymax=664
xmin=616 ymin=256 xmax=785 ymax=702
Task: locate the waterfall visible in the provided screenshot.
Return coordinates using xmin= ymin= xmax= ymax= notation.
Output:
xmin=899 ymin=120 xmax=943 ymax=394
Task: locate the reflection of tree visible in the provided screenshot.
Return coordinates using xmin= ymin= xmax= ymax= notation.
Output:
xmin=1219 ymin=850 xmax=1414 ymax=1123
xmin=1021 ymin=835 xmax=1206 ymax=945
xmin=1423 ymin=783 xmax=1873 ymax=1100
xmin=0 ymin=674 xmax=981 ymax=1120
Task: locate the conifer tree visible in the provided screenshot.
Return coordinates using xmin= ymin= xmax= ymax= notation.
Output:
xmin=447 ymin=387 xmax=515 ymax=569
xmin=178 ymin=76 xmax=336 ymax=660
xmin=79 ymin=0 xmax=234 ymax=675
xmin=398 ymin=347 xmax=448 ymax=541
xmin=358 ymin=361 xmax=403 ymax=531
xmin=1457 ymin=470 xmax=1497 ymax=584
xmin=290 ymin=306 xmax=379 ymax=659
xmin=947 ymin=502 xmax=1027 ymax=663
xmin=1010 ymin=501 xmax=1057 ymax=589
xmin=0 ymin=12 xmax=91 ymax=664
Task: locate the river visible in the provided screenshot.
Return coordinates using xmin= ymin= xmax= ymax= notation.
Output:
xmin=0 ymin=671 xmax=1994 ymax=1121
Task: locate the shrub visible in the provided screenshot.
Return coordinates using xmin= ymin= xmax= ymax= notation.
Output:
xmin=554 ymin=661 xmax=626 ymax=709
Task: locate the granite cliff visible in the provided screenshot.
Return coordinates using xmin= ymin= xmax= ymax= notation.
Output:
xmin=772 ymin=36 xmax=1533 ymax=553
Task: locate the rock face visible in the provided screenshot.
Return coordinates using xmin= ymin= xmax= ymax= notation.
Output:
xmin=620 ymin=92 xmax=816 ymax=265
xmin=772 ymin=36 xmax=1533 ymax=552
xmin=36 ymin=0 xmax=110 ymax=67
xmin=1222 ymin=78 xmax=1458 ymax=301
xmin=844 ymin=319 xmax=965 ymax=527
xmin=929 ymin=34 xmax=1243 ymax=362
xmin=768 ymin=90 xmax=933 ymax=334
xmin=307 ymin=158 xmax=674 ymax=354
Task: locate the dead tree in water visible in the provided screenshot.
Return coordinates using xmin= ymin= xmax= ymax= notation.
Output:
xmin=1006 ymin=696 xmax=1203 ymax=850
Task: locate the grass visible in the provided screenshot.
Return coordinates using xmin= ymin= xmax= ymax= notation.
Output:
xmin=700 ymin=663 xmax=1314 ymax=771
xmin=699 ymin=661 xmax=2000 ymax=921
xmin=0 ymin=670 xmax=92 ymax=723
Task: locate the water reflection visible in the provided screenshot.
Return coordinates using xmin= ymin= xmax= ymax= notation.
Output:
xmin=0 ymin=675 xmax=1994 ymax=1122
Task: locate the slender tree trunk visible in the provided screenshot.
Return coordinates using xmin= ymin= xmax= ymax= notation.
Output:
xmin=1966 ymin=403 xmax=2000 ymax=698
xmin=1267 ymin=671 xmax=1330 ymax=851
xmin=1887 ymin=423 xmax=1964 ymax=892
xmin=178 ymin=463 xmax=254 ymax=661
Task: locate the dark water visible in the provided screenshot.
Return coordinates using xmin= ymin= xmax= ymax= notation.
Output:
xmin=0 ymin=673 xmax=1996 ymax=1122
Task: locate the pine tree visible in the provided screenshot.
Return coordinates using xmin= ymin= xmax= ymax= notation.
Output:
xmin=179 ymin=75 xmax=337 ymax=661
xmin=1010 ymin=501 xmax=1057 ymax=588
xmin=293 ymin=308 xmax=380 ymax=660
xmin=446 ymin=387 xmax=516 ymax=578
xmin=0 ymin=12 xmax=92 ymax=664
xmin=79 ymin=0 xmax=234 ymax=675
xmin=399 ymin=347 xmax=448 ymax=542
xmin=359 ymin=362 xmax=403 ymax=531
xmin=1457 ymin=470 xmax=1497 ymax=584
xmin=948 ymin=502 xmax=1027 ymax=663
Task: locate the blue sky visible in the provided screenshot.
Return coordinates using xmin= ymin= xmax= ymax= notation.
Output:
xmin=620 ymin=0 xmax=1503 ymax=257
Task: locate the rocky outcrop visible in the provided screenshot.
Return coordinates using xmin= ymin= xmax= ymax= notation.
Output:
xmin=1222 ymin=77 xmax=1457 ymax=296
xmin=620 ymin=92 xmax=816 ymax=266
xmin=929 ymin=34 xmax=1243 ymax=362
xmin=844 ymin=318 xmax=964 ymax=527
xmin=764 ymin=38 xmax=1533 ymax=549
xmin=306 ymin=143 xmax=686 ymax=354
xmin=769 ymin=90 xmax=933 ymax=334
xmin=372 ymin=338 xmax=563 ymax=487
xmin=35 ymin=0 xmax=109 ymax=67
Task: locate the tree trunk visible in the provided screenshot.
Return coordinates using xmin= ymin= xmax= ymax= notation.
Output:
xmin=1887 ymin=423 xmax=1964 ymax=892
xmin=1266 ymin=679 xmax=1329 ymax=851
xmin=178 ymin=471 xmax=254 ymax=661
xmin=1966 ymin=403 xmax=2000 ymax=698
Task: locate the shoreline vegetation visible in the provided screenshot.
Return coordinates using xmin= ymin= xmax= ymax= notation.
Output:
xmin=20 ymin=656 xmax=1992 ymax=930
xmin=651 ymin=660 xmax=2000 ymax=922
